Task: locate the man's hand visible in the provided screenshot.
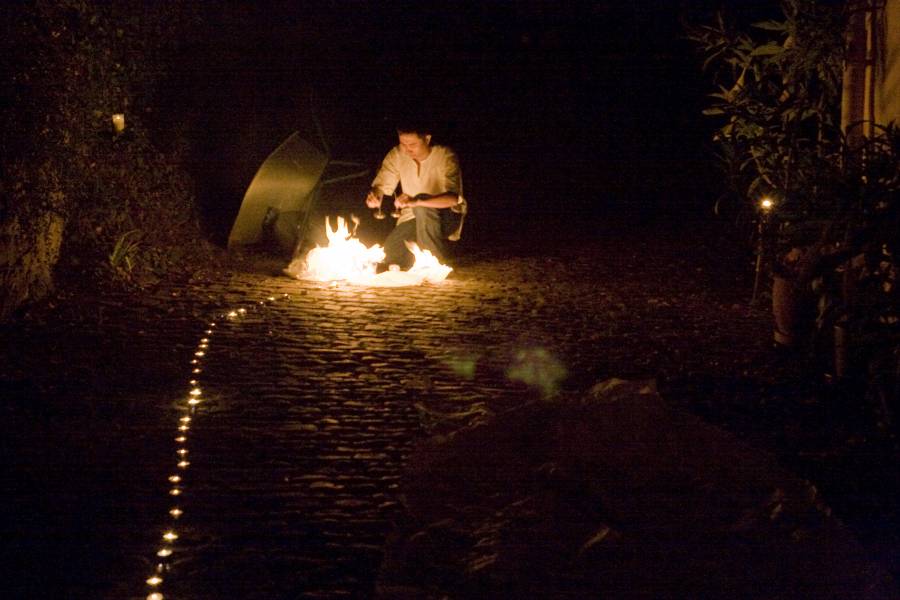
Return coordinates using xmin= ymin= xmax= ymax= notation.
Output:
xmin=365 ymin=190 xmax=382 ymax=209
xmin=394 ymin=193 xmax=415 ymax=209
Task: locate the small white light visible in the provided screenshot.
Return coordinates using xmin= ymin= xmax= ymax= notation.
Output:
xmin=147 ymin=593 xmax=164 ymax=600
xmin=175 ymin=435 xmax=186 ymax=443
xmin=760 ymin=197 xmax=774 ymax=211
xmin=169 ymin=488 xmax=182 ymax=496
xmin=200 ymin=338 xmax=209 ymax=343
xmin=146 ymin=575 xmax=162 ymax=586
xmin=180 ymin=416 xmax=191 ymax=423
xmin=189 ymin=388 xmax=201 ymax=396
xmin=178 ymin=425 xmax=189 ymax=432
xmin=194 ymin=351 xmax=205 ymax=357
xmin=228 ymin=311 xmax=238 ymax=318
xmin=169 ymin=507 xmax=183 ymax=518
xmin=178 ymin=460 xmax=190 ymax=468
xmin=156 ymin=548 xmax=173 ymax=558
xmin=238 ymin=308 xmax=246 ymax=314
xmin=111 ymin=113 xmax=125 ymax=133
xmin=168 ymin=475 xmax=181 ymax=483
xmin=192 ymin=368 xmax=202 ymax=374
xmin=163 ymin=531 xmax=178 ymax=542
xmin=187 ymin=398 xmax=200 ymax=406
xmin=268 ymin=296 xmax=276 ymax=301
xmin=177 ymin=448 xmax=188 ymax=456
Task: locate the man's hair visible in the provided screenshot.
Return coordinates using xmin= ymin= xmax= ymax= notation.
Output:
xmin=396 ymin=119 xmax=432 ymax=138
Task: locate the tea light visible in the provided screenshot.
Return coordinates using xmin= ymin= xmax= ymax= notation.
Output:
xmin=112 ymin=113 xmax=125 ymax=133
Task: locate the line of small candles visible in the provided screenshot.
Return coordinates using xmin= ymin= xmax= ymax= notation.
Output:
xmin=143 ymin=294 xmax=290 ymax=600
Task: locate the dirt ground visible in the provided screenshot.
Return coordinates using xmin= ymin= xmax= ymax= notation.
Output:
xmin=1 ymin=216 xmax=897 ymax=598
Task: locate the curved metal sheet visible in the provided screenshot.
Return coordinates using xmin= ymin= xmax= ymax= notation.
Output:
xmin=227 ymin=132 xmax=329 ymax=253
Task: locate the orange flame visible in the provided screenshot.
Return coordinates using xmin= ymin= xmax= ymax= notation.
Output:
xmin=285 ymin=216 xmax=452 ymax=286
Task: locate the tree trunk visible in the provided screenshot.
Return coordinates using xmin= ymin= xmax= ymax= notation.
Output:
xmin=0 ymin=212 xmax=65 ymax=321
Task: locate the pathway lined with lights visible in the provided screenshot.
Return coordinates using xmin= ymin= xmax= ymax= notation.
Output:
xmin=5 ymin=226 xmax=891 ymax=599
xmin=139 ymin=273 xmax=540 ymax=599
xmin=135 ymin=241 xmax=773 ymax=599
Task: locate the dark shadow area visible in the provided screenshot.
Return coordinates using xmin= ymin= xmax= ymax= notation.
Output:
xmin=660 ymin=371 xmax=900 ymax=582
xmin=149 ymin=2 xmax=726 ymax=254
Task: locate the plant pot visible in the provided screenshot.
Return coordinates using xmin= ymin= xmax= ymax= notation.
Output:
xmin=772 ymin=274 xmax=799 ymax=347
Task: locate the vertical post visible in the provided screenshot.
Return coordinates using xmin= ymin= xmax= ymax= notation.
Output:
xmin=751 ymin=198 xmax=775 ymax=305
xmin=751 ymin=221 xmax=766 ymax=305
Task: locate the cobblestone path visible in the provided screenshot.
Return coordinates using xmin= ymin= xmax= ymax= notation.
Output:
xmin=136 ymin=236 xmax=768 ymax=599
xmin=4 ymin=228 xmax=777 ymax=599
xmin=155 ymin=269 xmax=574 ymax=599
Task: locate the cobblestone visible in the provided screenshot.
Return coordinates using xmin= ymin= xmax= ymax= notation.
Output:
xmin=4 ymin=227 xmax=786 ymax=599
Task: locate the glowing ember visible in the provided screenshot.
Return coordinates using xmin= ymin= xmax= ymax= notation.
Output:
xmin=285 ymin=216 xmax=452 ymax=286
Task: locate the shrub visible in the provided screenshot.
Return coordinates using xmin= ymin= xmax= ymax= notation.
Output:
xmin=1 ymin=0 xmax=213 ymax=317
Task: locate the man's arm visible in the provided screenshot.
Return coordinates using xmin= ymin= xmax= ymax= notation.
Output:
xmin=370 ymin=148 xmax=401 ymax=198
xmin=396 ymin=192 xmax=459 ymax=209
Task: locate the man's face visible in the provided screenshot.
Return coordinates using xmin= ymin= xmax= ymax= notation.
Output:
xmin=398 ymin=132 xmax=432 ymax=161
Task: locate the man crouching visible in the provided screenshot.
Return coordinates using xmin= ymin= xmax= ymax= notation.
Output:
xmin=365 ymin=122 xmax=466 ymax=271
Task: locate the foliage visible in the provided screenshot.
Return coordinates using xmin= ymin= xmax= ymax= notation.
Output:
xmin=108 ymin=229 xmax=142 ymax=274
xmin=686 ymin=0 xmax=846 ymax=246
xmin=688 ymin=1 xmax=899 ymax=427
xmin=811 ymin=125 xmax=900 ymax=408
xmin=1 ymin=0 xmax=214 ymax=302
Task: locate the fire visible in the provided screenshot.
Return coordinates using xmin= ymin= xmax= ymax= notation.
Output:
xmin=297 ymin=216 xmax=385 ymax=283
xmin=285 ymin=216 xmax=452 ymax=287
xmin=403 ymin=241 xmax=453 ymax=283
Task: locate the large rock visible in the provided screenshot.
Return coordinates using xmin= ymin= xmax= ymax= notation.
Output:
xmin=378 ymin=379 xmax=897 ymax=599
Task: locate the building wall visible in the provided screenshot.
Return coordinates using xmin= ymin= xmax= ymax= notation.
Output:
xmin=842 ymin=0 xmax=900 ymax=141
xmin=876 ymin=0 xmax=900 ymax=126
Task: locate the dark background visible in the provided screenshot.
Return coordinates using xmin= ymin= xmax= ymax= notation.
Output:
xmin=150 ymin=1 xmax=780 ymax=249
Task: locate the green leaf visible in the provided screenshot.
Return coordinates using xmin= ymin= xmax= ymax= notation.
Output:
xmin=752 ymin=20 xmax=786 ymax=32
xmin=801 ymin=108 xmax=819 ymax=120
xmin=751 ymin=43 xmax=784 ymax=57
